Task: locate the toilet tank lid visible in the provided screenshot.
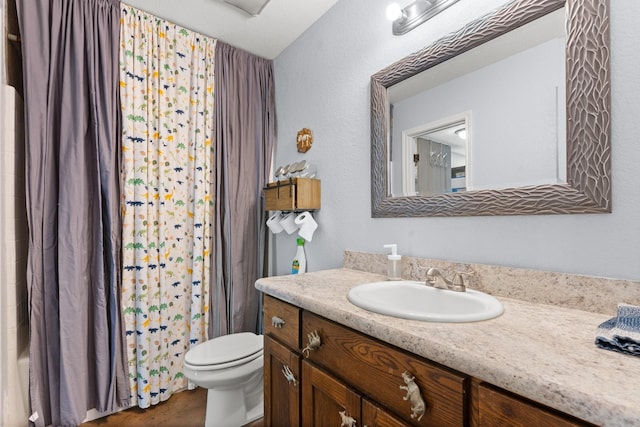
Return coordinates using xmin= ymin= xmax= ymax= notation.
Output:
xmin=185 ymin=332 xmax=263 ymax=366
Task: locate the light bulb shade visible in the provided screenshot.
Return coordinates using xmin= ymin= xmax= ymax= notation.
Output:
xmin=386 ymin=3 xmax=403 ymax=21
xmin=455 ymin=129 xmax=467 ymax=140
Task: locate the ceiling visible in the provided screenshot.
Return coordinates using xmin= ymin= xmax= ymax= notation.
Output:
xmin=122 ymin=0 xmax=339 ymax=59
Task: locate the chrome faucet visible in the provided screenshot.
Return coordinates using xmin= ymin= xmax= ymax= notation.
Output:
xmin=425 ymin=268 xmax=466 ymax=292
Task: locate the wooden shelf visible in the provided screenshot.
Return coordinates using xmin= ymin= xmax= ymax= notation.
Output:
xmin=264 ymin=178 xmax=320 ymax=211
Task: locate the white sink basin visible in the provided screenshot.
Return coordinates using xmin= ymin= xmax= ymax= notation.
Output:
xmin=347 ymin=281 xmax=503 ymax=323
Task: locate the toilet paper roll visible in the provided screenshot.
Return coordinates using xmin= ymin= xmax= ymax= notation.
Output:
xmin=295 ymin=211 xmax=318 ymax=242
xmin=279 ymin=212 xmax=299 ymax=234
xmin=266 ymin=211 xmax=284 ymax=234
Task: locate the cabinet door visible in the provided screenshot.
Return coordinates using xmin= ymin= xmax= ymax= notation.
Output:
xmin=264 ymin=336 xmax=301 ymax=427
xmin=302 ymin=361 xmax=361 ymax=427
xmin=302 ymin=311 xmax=466 ymax=426
xmin=478 ymin=384 xmax=595 ymax=427
xmin=362 ymin=398 xmax=411 ymax=427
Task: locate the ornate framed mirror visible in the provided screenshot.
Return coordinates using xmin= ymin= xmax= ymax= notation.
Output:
xmin=371 ymin=0 xmax=610 ymax=217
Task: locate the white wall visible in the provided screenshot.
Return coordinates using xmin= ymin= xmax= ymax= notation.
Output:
xmin=272 ymin=0 xmax=640 ymax=281
xmin=391 ymin=38 xmax=566 ymax=192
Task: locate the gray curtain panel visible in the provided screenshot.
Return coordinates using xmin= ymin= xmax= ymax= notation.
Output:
xmin=211 ymin=42 xmax=276 ymax=337
xmin=17 ymin=0 xmax=129 ymax=425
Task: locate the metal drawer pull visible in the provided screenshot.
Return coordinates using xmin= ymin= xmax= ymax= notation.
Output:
xmin=339 ymin=410 xmax=356 ymax=427
xmin=399 ymin=371 xmax=426 ymax=421
xmin=301 ymin=330 xmax=321 ymax=358
xmin=271 ymin=316 xmax=286 ymax=328
xmin=281 ymin=365 xmax=297 ymax=386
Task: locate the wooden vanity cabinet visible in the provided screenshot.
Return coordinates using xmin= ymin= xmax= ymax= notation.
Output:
xmin=362 ymin=398 xmax=412 ymax=427
xmin=263 ymin=296 xmax=302 ymax=426
xmin=302 ymin=311 xmax=467 ymax=427
xmin=263 ymin=294 xmax=595 ymax=427
xmin=264 ymin=336 xmax=301 ymax=426
xmin=263 ymin=295 xmax=301 ymax=349
xmin=301 ymin=360 xmax=412 ymax=427
xmin=301 ymin=361 xmax=362 ymax=426
xmin=476 ymin=383 xmax=596 ymax=427
xmin=264 ymin=294 xmax=467 ymax=427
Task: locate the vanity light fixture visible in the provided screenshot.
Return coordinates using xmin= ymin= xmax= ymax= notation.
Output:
xmin=455 ymin=128 xmax=467 ymax=140
xmin=386 ymin=0 xmax=461 ymax=35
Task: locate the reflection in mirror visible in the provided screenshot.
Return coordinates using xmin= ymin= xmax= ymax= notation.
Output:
xmin=389 ymin=8 xmax=566 ymax=197
xmin=399 ymin=115 xmax=469 ymax=196
xmin=370 ymin=0 xmax=611 ymax=217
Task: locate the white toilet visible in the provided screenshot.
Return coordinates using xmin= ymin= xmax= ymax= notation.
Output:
xmin=183 ymin=332 xmax=264 ymax=427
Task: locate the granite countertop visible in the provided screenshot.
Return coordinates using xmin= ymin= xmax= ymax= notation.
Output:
xmin=256 ymin=268 xmax=640 ymax=427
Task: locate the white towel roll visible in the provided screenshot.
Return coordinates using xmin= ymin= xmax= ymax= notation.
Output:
xmin=266 ymin=211 xmax=284 ymax=234
xmin=279 ymin=212 xmax=299 ymax=234
xmin=295 ymin=211 xmax=318 ymax=242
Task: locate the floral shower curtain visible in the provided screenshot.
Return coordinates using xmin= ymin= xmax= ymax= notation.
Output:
xmin=119 ymin=5 xmax=215 ymax=408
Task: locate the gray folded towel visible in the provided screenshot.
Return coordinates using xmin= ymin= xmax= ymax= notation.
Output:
xmin=595 ymin=303 xmax=640 ymax=356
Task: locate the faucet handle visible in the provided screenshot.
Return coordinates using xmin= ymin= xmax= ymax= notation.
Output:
xmin=452 ymin=272 xmax=472 ymax=291
xmin=425 ymin=267 xmax=440 ymax=275
xmin=424 ymin=267 xmax=442 ymax=282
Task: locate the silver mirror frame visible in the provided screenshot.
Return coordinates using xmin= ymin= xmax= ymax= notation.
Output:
xmin=371 ymin=0 xmax=610 ymax=217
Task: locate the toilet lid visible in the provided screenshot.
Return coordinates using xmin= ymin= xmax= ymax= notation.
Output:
xmin=185 ymin=332 xmax=263 ymax=367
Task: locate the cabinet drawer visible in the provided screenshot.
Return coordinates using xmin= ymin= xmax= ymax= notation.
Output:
xmin=478 ymin=384 xmax=595 ymax=427
xmin=263 ymin=295 xmax=301 ymax=350
xmin=302 ymin=311 xmax=467 ymax=426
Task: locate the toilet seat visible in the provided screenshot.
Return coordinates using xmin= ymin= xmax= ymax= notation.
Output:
xmin=185 ymin=332 xmax=264 ymax=370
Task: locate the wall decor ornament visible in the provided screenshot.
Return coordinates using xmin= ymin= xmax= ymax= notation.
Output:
xmin=296 ymin=128 xmax=313 ymax=153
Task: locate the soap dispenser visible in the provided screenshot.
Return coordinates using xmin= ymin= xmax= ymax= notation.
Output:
xmin=383 ymin=244 xmax=402 ymax=280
